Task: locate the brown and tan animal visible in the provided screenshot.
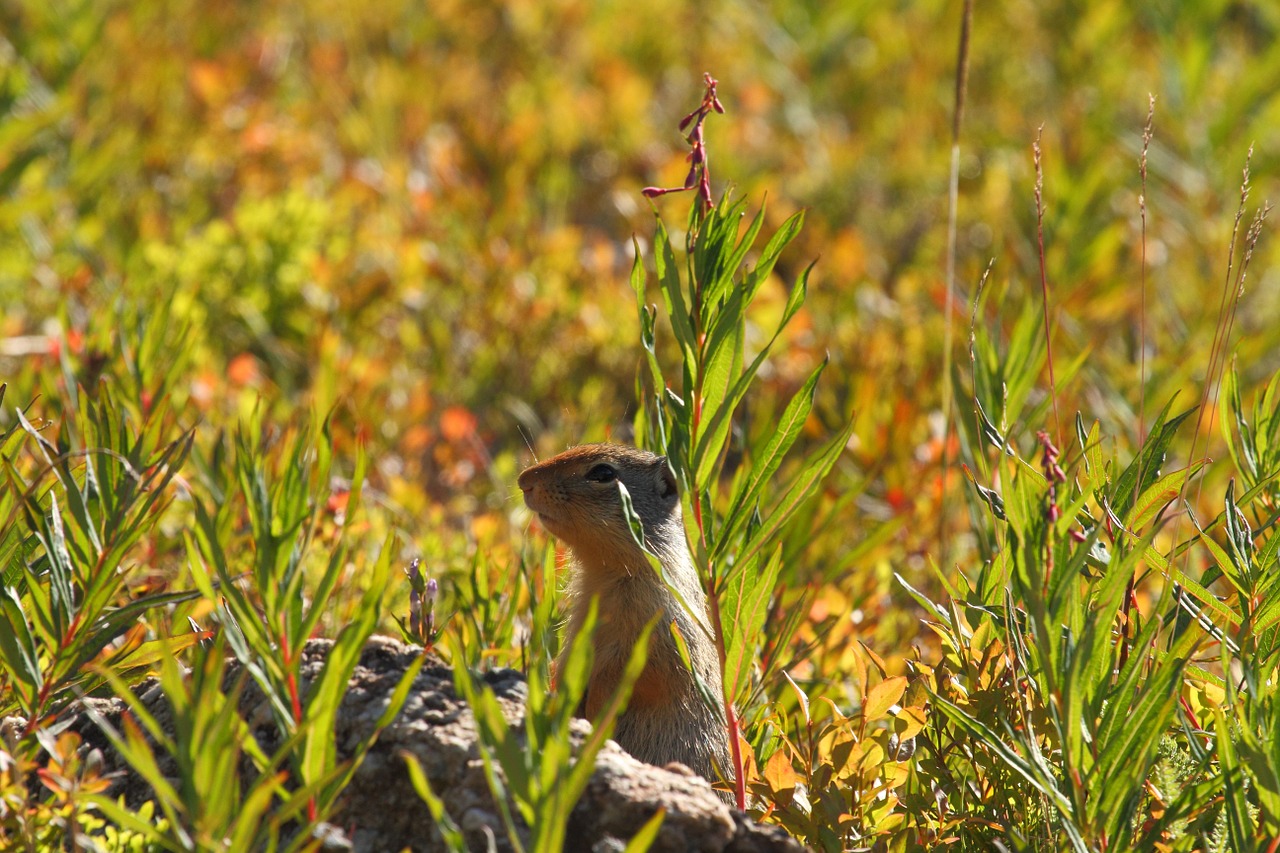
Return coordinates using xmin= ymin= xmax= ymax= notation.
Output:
xmin=517 ymin=443 xmax=731 ymax=786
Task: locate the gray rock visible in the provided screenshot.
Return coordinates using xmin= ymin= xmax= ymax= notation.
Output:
xmin=58 ymin=636 xmax=803 ymax=853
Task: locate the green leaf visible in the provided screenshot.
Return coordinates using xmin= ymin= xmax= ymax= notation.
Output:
xmin=37 ymin=492 xmax=76 ymax=638
xmin=623 ymin=809 xmax=666 ymax=852
xmin=1221 ymin=360 xmax=1253 ymax=478
xmin=1127 ymin=461 xmax=1205 ymax=532
xmin=721 ymin=545 xmax=782 ymax=701
xmin=695 ymin=195 xmax=751 ymax=314
xmin=962 ymin=464 xmax=1006 ymax=521
xmin=691 ymin=265 xmax=817 ymax=507
xmin=619 ymin=481 xmax=711 ymax=641
xmin=1224 ymin=479 xmax=1256 ymax=583
xmin=742 ymin=210 xmax=804 ymax=305
xmin=932 ymin=695 xmax=1087 ymax=852
xmin=692 ymin=288 xmax=746 ymax=486
xmin=1190 ymin=510 xmax=1251 ymax=599
xmin=653 ymin=216 xmax=697 ymax=361
xmin=719 ymin=357 xmax=827 ymax=548
xmin=1216 ymin=707 xmax=1257 ymax=850
xmin=894 ymin=572 xmax=952 ymax=626
xmin=1091 ymin=625 xmax=1193 ymax=839
xmin=631 ymin=240 xmax=666 ymax=394
xmin=452 ymin=652 xmax=526 ymax=852
xmin=1109 ymin=399 xmax=1196 ymax=521
xmin=974 ymin=397 xmax=1014 ymax=456
xmin=1144 ymin=545 xmax=1240 ymax=629
xmin=79 ymin=685 xmax=186 ymax=839
xmin=0 ymin=586 xmax=42 ymax=712
xmin=722 ymin=204 xmax=766 ymax=292
xmin=319 ymin=653 xmax=428 ymax=818
xmin=403 ymin=752 xmax=467 ymax=851
xmin=737 ymin=416 xmax=854 ymax=568
xmin=301 ymin=532 xmax=395 ymax=791
xmin=1076 ymin=413 xmax=1106 ymax=485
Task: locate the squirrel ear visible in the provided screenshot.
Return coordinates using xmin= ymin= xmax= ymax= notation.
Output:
xmin=655 ymin=460 xmax=678 ymax=500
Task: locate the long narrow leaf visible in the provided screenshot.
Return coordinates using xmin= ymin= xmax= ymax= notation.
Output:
xmin=720 ymin=358 xmax=827 ymax=548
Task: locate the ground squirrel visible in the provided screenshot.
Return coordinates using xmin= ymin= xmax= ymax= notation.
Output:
xmin=517 ymin=443 xmax=732 ymax=787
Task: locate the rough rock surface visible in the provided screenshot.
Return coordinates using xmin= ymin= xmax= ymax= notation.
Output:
xmin=63 ymin=636 xmax=804 ymax=853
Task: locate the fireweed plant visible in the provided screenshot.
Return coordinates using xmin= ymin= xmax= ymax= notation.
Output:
xmin=628 ymin=75 xmax=856 ymax=811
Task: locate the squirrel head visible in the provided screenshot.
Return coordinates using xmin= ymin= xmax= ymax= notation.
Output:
xmin=518 ymin=444 xmax=682 ymax=569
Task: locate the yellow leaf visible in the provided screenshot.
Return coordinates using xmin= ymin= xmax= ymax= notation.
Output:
xmin=815 ymin=695 xmax=847 ymax=723
xmin=893 ymin=706 xmax=928 ymax=740
xmin=823 ymin=726 xmax=855 ymax=766
xmin=881 ymin=762 xmax=910 ymax=789
xmin=970 ymin=619 xmax=992 ymax=654
xmin=763 ymin=749 xmax=798 ymax=793
xmin=862 ymin=675 xmax=908 ymax=721
xmin=782 ymin=670 xmax=810 ymax=726
xmin=738 ymin=734 xmax=759 ymax=784
xmin=902 ymin=675 xmax=929 ymax=709
xmin=853 ymin=738 xmax=885 ymax=775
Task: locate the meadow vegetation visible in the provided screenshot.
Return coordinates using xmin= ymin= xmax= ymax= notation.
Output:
xmin=3 ymin=0 xmax=1280 ymax=849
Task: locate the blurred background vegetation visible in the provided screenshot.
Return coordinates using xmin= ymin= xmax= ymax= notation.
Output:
xmin=3 ymin=0 xmax=1280 ymax=846
xmin=7 ymin=0 xmax=1279 ymax=644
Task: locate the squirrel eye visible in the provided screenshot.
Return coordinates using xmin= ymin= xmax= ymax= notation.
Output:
xmin=584 ymin=463 xmax=617 ymax=483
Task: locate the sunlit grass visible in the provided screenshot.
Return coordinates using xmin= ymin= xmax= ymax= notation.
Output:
xmin=2 ymin=0 xmax=1280 ymax=848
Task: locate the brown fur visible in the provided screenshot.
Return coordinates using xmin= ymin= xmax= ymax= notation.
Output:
xmin=518 ymin=444 xmax=732 ymax=788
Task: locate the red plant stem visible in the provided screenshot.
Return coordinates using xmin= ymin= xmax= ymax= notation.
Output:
xmin=1116 ymin=574 xmax=1137 ymax=676
xmin=1189 ymin=202 xmax=1269 ymax=527
xmin=692 ymin=416 xmax=746 ymax=808
xmin=687 ymin=246 xmax=743 ymax=802
xmin=705 ymin=586 xmax=747 ymax=809
xmin=1178 ymin=695 xmax=1211 ymax=750
xmin=1132 ymin=104 xmax=1158 ymax=682
xmin=25 ymin=610 xmax=87 ymax=735
xmin=1171 ymin=150 xmax=1254 ymax=585
xmin=1137 ymin=96 xmax=1153 ymax=460
xmin=281 ymin=632 xmax=316 ymax=821
xmin=26 ymin=541 xmax=116 ymax=732
xmin=1038 ymin=431 xmax=1064 ymax=586
xmin=691 ymin=331 xmax=744 ymax=805
xmin=1033 ymin=128 xmax=1062 ymax=445
xmin=939 ymin=0 xmax=973 ymax=566
xmin=655 ymin=71 xmax=744 ymax=811
xmin=691 ymin=326 xmax=707 ymax=548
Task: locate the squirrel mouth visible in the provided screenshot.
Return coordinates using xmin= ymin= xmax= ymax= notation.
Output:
xmin=521 ymin=491 xmax=566 ymax=534
xmin=530 ymin=508 xmax=563 ymax=531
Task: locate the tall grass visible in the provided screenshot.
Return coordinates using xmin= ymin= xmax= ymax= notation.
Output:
xmin=3 ymin=1 xmax=1280 ymax=850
